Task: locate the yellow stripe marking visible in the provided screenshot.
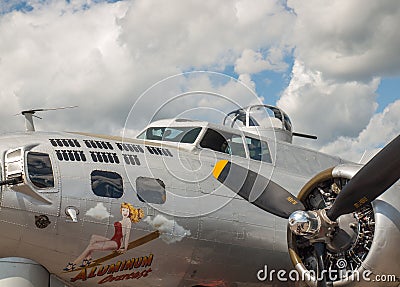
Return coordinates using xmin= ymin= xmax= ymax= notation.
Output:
xmin=213 ymin=160 xmax=229 ymax=179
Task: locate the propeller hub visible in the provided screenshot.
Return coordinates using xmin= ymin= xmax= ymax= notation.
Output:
xmin=326 ymin=213 xmax=358 ymax=253
xmin=288 ymin=210 xmax=321 ymax=237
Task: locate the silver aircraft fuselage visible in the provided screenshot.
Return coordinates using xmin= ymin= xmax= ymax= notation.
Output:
xmin=0 ymin=126 xmax=398 ymax=287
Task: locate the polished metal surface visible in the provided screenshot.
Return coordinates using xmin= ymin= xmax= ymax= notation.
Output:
xmin=0 ymin=258 xmax=50 ymax=287
xmin=0 ymin=108 xmax=397 ymax=287
xmin=288 ymin=211 xmax=321 ymax=236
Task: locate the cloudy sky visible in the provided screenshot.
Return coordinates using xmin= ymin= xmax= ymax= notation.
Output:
xmin=0 ymin=0 xmax=399 ymax=162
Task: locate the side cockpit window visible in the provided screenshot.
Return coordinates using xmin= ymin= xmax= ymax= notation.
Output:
xmin=91 ymin=170 xmax=123 ymax=198
xmin=200 ymin=129 xmax=246 ymax=157
xmin=200 ymin=129 xmax=228 ymax=153
xmin=245 ymin=137 xmax=272 ymax=163
xmin=137 ymin=127 xmax=201 ymax=144
xmin=27 ymin=152 xmax=55 ymax=189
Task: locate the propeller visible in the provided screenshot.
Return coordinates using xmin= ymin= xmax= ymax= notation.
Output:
xmin=213 ymin=134 xmax=400 ymax=221
xmin=213 ymin=160 xmax=305 ymax=219
xmin=213 ymin=135 xmax=400 ymax=287
xmin=314 ymin=242 xmax=327 ymax=287
xmin=326 ymin=134 xmax=400 ymax=220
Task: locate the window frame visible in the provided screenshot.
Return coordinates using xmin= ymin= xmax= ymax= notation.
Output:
xmin=90 ymin=170 xmax=124 ymax=199
xmin=137 ymin=126 xmax=202 ymax=144
xmin=245 ymin=136 xmax=273 ymax=164
xmin=26 ymin=151 xmax=55 ymax=189
xmin=199 ymin=128 xmax=247 ymax=158
xmin=136 ymin=177 xmax=166 ymax=204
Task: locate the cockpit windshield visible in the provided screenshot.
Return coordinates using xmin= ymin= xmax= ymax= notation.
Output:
xmin=137 ymin=127 xmax=202 ymax=144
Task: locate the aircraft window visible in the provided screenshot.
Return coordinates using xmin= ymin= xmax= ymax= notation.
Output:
xmin=91 ymin=170 xmax=123 ymax=198
xmin=84 ymin=140 xmax=113 ymax=150
xmin=90 ymin=152 xmax=120 ymax=164
xmin=200 ymin=129 xmax=228 ymax=154
xmin=146 ymin=146 xmax=160 ymax=155
xmin=137 ymin=127 xmax=201 ymax=144
xmin=224 ymin=111 xmax=247 ymax=128
xmin=62 ymin=151 xmax=69 ymax=161
xmin=50 ymin=139 xmax=81 ymax=147
xmin=283 ymin=114 xmax=292 ymax=131
xmin=245 ymin=137 xmax=272 ymax=163
xmin=123 ymin=154 xmax=141 ymax=166
xmin=227 ymin=135 xmax=246 ymax=157
xmin=116 ymin=143 xmax=144 ymax=153
xmin=180 ymin=127 xmax=202 ymax=143
xmin=50 ymin=138 xmax=81 ymax=148
xmin=132 ymin=145 xmax=142 ymax=153
xmin=136 ymin=177 xmax=166 ymax=204
xmin=200 ymin=129 xmax=246 ymax=157
xmin=100 ymin=142 xmax=108 ymax=149
xmin=27 ymin=152 xmax=55 ymax=189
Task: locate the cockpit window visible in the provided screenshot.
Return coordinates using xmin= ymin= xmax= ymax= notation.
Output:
xmin=27 ymin=152 xmax=55 ymax=189
xmin=200 ymin=129 xmax=228 ymax=153
xmin=200 ymin=129 xmax=246 ymax=157
xmin=283 ymin=113 xmax=292 ymax=131
xmin=137 ymin=127 xmax=201 ymax=144
xmin=245 ymin=137 xmax=272 ymax=163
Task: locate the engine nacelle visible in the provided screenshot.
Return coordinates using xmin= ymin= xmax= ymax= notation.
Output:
xmin=0 ymin=257 xmax=68 ymax=287
xmin=288 ymin=164 xmax=400 ymax=287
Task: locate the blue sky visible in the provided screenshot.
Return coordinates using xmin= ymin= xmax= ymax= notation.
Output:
xmin=0 ymin=0 xmax=34 ymax=14
xmin=0 ymin=0 xmax=124 ymax=14
xmin=376 ymin=78 xmax=400 ymax=113
xmin=0 ymin=0 xmax=399 ymax=161
xmin=222 ymin=64 xmax=293 ymax=105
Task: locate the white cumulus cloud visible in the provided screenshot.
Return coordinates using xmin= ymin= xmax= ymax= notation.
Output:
xmin=319 ymin=100 xmax=400 ymax=162
xmin=235 ymin=48 xmax=288 ymax=75
xmin=278 ymin=61 xmax=380 ymax=146
xmin=0 ymin=0 xmax=399 ymax=165
xmin=0 ymin=0 xmax=294 ymax=135
xmin=288 ymin=0 xmax=400 ymax=81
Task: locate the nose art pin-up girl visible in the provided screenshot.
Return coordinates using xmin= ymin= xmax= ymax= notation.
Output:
xmin=64 ymin=202 xmax=144 ymax=271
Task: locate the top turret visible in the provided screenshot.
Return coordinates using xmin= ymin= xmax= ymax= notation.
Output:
xmin=223 ymin=105 xmax=294 ymax=143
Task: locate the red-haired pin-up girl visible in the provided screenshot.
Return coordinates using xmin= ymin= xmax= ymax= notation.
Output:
xmin=64 ymin=202 xmax=144 ymax=271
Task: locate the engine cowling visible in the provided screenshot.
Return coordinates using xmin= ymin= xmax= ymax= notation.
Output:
xmin=288 ymin=164 xmax=400 ymax=287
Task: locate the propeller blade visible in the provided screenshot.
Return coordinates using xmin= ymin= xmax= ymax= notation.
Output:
xmin=314 ymin=242 xmax=328 ymax=287
xmin=213 ymin=160 xmax=305 ymax=219
xmin=327 ymin=135 xmax=400 ymax=221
